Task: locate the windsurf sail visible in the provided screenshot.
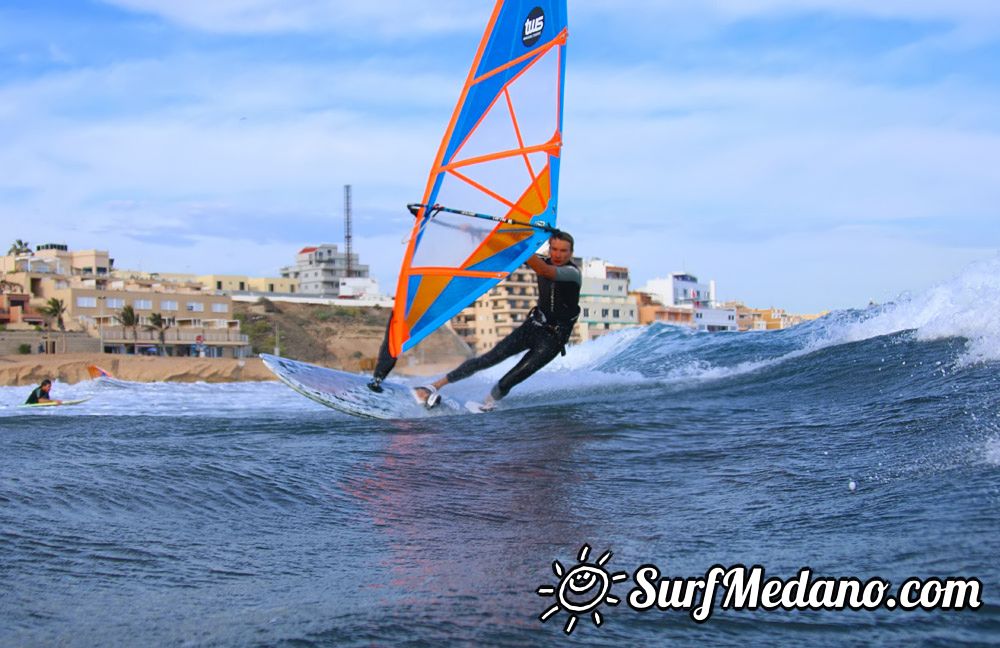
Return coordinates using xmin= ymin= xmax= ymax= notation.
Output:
xmin=389 ymin=0 xmax=568 ymax=356
xmin=87 ymin=364 xmax=113 ymax=380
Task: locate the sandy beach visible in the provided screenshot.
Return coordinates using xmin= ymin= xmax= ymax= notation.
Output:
xmin=0 ymin=353 xmax=274 ymax=386
xmin=0 ymin=353 xmax=460 ymax=386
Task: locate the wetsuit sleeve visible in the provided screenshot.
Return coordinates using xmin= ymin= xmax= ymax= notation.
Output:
xmin=552 ymin=265 xmax=582 ymax=285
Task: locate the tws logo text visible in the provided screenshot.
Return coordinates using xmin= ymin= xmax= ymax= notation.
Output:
xmin=522 ymin=7 xmax=545 ymax=46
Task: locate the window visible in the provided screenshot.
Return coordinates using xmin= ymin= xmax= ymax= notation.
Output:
xmin=601 ymin=309 xmax=609 ymax=318
xmin=603 ymin=284 xmax=609 ymax=291
xmin=76 ymin=296 xmax=97 ymax=308
xmin=161 ymin=300 xmax=178 ymax=311
xmin=186 ymin=302 xmax=205 ymax=312
xmin=212 ymin=303 xmax=227 ymax=313
xmin=216 ymin=281 xmax=223 ymax=290
xmin=238 ymin=282 xmax=245 ymax=291
xmin=134 ymin=299 xmax=152 ymax=310
xmin=613 ymin=309 xmax=620 ymax=318
xmin=583 ymin=308 xmax=590 ymax=317
xmin=106 ymin=298 xmax=124 ymax=309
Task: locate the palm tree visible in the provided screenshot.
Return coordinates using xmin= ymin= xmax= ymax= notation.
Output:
xmin=115 ymin=305 xmax=139 ymax=354
xmin=145 ymin=312 xmax=171 ymax=356
xmin=7 ymin=240 xmax=32 ymax=256
xmin=40 ymin=297 xmax=67 ymax=353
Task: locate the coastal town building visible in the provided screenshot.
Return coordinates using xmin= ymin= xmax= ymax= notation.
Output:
xmin=577 ymin=258 xmax=638 ymax=341
xmin=642 ymin=272 xmax=715 ymax=308
xmin=632 ymin=291 xmax=694 ymax=326
xmin=0 ymin=244 xmax=250 ymax=357
xmin=640 ymin=272 xmax=738 ymax=332
xmin=0 ymin=290 xmax=45 ymax=328
xmin=719 ymin=302 xmax=828 ymax=331
xmin=1 ymin=243 xmax=113 ymax=277
xmin=157 ymin=273 xmax=299 ymax=296
xmin=693 ymin=306 xmax=738 ymax=332
xmin=280 ymin=244 xmax=381 ymax=299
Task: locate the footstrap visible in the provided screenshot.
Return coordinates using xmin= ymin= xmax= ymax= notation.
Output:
xmin=413 ymin=385 xmax=440 ymax=408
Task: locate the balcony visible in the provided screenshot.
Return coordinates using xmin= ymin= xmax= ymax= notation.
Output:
xmin=95 ymin=325 xmax=249 ymax=345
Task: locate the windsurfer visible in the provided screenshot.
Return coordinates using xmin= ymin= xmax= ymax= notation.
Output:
xmin=411 ymin=231 xmax=580 ymax=411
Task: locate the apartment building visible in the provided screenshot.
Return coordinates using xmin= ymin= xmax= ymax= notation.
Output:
xmin=640 ymin=272 xmax=738 ymax=332
xmin=1 ymin=245 xmax=249 ymax=357
xmin=0 ymin=291 xmax=45 ymax=328
xmin=632 ymin=291 xmax=694 ymax=326
xmin=719 ymin=302 xmax=828 ymax=331
xmin=577 ymin=258 xmax=639 ymax=341
xmin=1 ymin=243 xmax=112 ymax=276
xmin=280 ymin=244 xmax=378 ymax=298
xmin=158 ymin=273 xmax=299 ymax=295
xmin=451 ymin=267 xmax=540 ymax=354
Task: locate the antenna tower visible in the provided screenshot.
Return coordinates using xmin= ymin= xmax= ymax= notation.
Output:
xmin=344 ymin=184 xmax=354 ymax=278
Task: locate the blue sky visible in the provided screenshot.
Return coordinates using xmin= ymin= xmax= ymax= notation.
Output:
xmin=1 ymin=0 xmax=998 ymax=313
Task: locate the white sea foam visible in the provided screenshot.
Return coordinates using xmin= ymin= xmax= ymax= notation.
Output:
xmin=817 ymin=256 xmax=1000 ymax=365
xmin=565 ymin=255 xmax=1000 ymax=386
xmin=985 ymin=438 xmax=1000 ymax=467
xmin=0 ymin=380 xmax=320 ymax=418
xmin=667 ymin=255 xmax=1000 ymax=383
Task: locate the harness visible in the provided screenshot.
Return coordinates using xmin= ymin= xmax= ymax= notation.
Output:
xmin=527 ymin=306 xmax=577 ymax=355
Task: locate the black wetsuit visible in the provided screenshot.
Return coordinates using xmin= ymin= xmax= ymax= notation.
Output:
xmin=371 ymin=318 xmax=397 ymax=384
xmin=444 ymin=257 xmax=581 ymax=400
xmin=25 ymin=386 xmax=47 ymax=405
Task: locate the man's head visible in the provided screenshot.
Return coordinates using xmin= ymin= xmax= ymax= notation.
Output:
xmin=548 ymin=230 xmax=574 ymax=266
xmin=40 ymin=379 xmax=51 ymax=393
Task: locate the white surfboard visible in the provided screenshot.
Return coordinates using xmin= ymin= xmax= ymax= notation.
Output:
xmin=261 ymin=354 xmax=460 ymax=420
xmin=20 ymin=397 xmax=92 ymax=408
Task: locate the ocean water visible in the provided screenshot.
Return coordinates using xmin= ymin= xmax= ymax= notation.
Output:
xmin=2 ymin=259 xmax=999 ymax=646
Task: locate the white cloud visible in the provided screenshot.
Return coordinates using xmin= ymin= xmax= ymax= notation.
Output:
xmin=3 ymin=3 xmax=999 ymax=311
xmin=563 ymin=67 xmax=1000 ymax=228
xmin=100 ymin=0 xmax=1000 ymax=36
xmin=0 ymin=53 xmax=453 ymax=291
xmin=98 ymin=0 xmax=484 ymax=35
xmin=581 ymin=0 xmax=1000 ymax=27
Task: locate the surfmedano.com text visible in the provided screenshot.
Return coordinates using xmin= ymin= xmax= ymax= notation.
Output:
xmin=627 ymin=564 xmax=983 ymax=622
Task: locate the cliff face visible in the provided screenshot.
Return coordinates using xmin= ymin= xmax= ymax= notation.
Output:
xmin=233 ymin=300 xmax=473 ymax=373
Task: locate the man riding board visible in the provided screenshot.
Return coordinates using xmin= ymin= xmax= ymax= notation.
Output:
xmin=25 ymin=379 xmax=61 ymax=405
xmin=369 ymin=230 xmax=580 ymax=412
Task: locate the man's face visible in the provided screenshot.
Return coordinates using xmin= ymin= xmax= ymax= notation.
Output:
xmin=41 ymin=384 xmax=50 ymax=394
xmin=549 ymin=238 xmax=572 ymax=266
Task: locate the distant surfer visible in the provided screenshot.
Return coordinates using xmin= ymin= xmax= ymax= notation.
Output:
xmin=398 ymin=231 xmax=581 ymax=412
xmin=25 ymin=379 xmax=61 ymax=405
